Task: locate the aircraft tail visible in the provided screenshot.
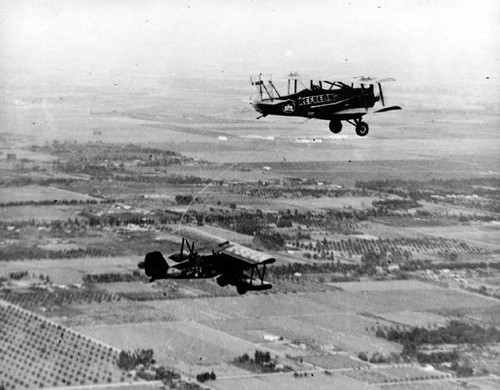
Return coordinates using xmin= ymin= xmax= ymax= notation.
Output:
xmin=137 ymin=251 xmax=169 ymax=281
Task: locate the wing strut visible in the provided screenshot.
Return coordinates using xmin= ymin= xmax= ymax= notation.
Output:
xmin=254 ymin=263 xmax=267 ymax=283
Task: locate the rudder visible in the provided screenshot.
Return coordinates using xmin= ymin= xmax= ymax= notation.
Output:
xmin=138 ymin=251 xmax=169 ymax=281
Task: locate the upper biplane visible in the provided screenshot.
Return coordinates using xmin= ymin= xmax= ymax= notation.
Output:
xmin=137 ymin=226 xmax=275 ymax=295
xmin=250 ymin=73 xmax=401 ymax=136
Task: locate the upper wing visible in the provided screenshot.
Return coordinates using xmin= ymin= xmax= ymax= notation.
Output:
xmin=221 ymin=243 xmax=276 ymax=266
xmin=175 ymin=226 xmax=275 ymax=266
xmin=175 ymin=226 xmax=229 ymax=252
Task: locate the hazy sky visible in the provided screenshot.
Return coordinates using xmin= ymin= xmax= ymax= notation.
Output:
xmin=1 ymin=0 xmax=498 ymax=86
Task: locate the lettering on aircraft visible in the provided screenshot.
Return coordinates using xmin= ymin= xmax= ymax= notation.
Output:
xmin=298 ymin=93 xmax=338 ymax=106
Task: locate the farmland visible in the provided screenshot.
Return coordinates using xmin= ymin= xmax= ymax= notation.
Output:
xmin=0 ymin=301 xmax=125 ymax=388
xmin=0 ymin=185 xmax=100 ymax=205
xmin=0 ymin=74 xmax=499 ymax=390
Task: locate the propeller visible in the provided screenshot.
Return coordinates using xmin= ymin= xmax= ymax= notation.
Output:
xmin=378 ymin=82 xmax=385 ymax=106
xmin=360 ymin=84 xmax=368 ymax=110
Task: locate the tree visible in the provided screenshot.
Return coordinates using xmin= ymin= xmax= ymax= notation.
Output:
xmin=175 ymin=194 xmax=193 ymax=205
xmin=358 ymin=352 xmax=368 ymax=361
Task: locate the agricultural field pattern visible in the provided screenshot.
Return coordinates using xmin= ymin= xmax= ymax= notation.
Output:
xmin=1 ymin=74 xmax=500 ymax=390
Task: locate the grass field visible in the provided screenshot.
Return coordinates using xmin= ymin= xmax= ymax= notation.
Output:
xmin=0 ymin=204 xmax=86 ymax=222
xmin=377 ymin=311 xmax=449 ymax=328
xmin=57 ymin=280 xmax=498 ymax=384
xmin=378 ymin=378 xmax=495 ymax=390
xmin=405 ymin=223 xmax=500 ymax=249
xmin=417 ymin=201 xmax=493 ymax=217
xmin=75 ymin=320 xmax=260 ymax=371
xmin=211 ymin=371 xmax=377 ymax=390
xmin=0 ymin=256 xmax=139 ymax=284
xmin=302 ymin=353 xmax=369 ymax=370
xmin=0 ymin=185 xmax=100 ymax=204
xmin=329 ymin=280 xmax=439 ymax=292
xmin=271 ymin=196 xmax=380 ymax=211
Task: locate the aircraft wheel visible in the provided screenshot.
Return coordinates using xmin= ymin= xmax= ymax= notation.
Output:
xmin=329 ymin=120 xmax=342 ymax=134
xmin=216 ymin=276 xmax=228 ymax=287
xmin=355 ymin=122 xmax=369 ymax=137
xmin=236 ymin=284 xmax=248 ymax=295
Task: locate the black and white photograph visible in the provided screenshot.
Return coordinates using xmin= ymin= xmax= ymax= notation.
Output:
xmin=0 ymin=1 xmax=499 ymax=389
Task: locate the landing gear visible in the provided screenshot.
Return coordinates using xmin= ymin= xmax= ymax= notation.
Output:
xmin=236 ymin=284 xmax=248 ymax=295
xmin=216 ymin=276 xmax=228 ymax=287
xmin=329 ymin=120 xmax=342 ymax=134
xmin=355 ymin=121 xmax=369 ymax=137
xmin=345 ymin=118 xmax=369 ymax=137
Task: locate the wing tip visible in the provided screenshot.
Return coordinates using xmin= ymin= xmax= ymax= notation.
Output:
xmin=264 ymin=258 xmax=276 ymax=265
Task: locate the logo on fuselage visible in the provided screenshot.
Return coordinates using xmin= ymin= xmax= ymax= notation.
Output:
xmin=282 ymin=101 xmax=296 ymax=113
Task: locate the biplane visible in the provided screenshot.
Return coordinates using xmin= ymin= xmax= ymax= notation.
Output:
xmin=137 ymin=227 xmax=275 ymax=295
xmin=250 ymin=73 xmax=401 ymax=136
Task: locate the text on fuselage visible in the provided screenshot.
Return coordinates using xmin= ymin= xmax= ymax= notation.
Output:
xmin=298 ymin=93 xmax=338 ymax=106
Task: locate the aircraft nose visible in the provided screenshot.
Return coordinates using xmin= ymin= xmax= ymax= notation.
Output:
xmin=250 ymin=98 xmax=263 ymax=113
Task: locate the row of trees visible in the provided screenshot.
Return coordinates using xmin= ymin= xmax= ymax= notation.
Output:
xmin=234 ymin=350 xmax=288 ymax=373
xmin=114 ymin=349 xmax=203 ymax=389
xmin=297 ymin=236 xmax=482 ymax=256
xmin=116 ymin=349 xmax=155 ymax=371
xmin=374 ymin=321 xmax=500 ymax=375
xmin=187 ymin=208 xmax=363 ymax=235
xmin=83 ymin=271 xmax=146 ymax=284
xmin=377 ymin=321 xmax=500 ymax=350
xmin=37 ymin=140 xmax=182 ymax=165
xmin=0 ymin=245 xmax=118 ymax=261
xmin=254 ymin=231 xmax=286 ymax=250
xmin=1 ymin=286 xmax=118 ymax=309
xmin=0 ymin=198 xmax=104 ymax=207
xmin=236 ymin=186 xmax=371 ymax=200
xmin=355 ymin=177 xmax=500 ymax=199
xmin=196 ymin=371 xmax=216 ymax=383
xmin=400 ymin=259 xmax=500 ymax=272
xmin=372 ymin=198 xmax=421 ymax=210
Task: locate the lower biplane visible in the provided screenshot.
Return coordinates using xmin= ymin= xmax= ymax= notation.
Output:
xmin=137 ymin=227 xmax=275 ymax=295
xmin=250 ymin=74 xmax=401 ymax=136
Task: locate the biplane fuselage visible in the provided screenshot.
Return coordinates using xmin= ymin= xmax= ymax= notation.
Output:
xmin=252 ymin=84 xmax=377 ymax=120
xmin=250 ymin=75 xmax=401 ymax=137
xmin=138 ymin=227 xmax=275 ymax=295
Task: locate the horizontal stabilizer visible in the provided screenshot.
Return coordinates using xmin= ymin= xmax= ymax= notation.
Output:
xmin=373 ymin=105 xmax=402 ymax=113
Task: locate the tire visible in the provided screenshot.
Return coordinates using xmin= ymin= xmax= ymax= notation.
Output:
xmin=355 ymin=122 xmax=369 ymax=137
xmin=329 ymin=120 xmax=342 ymax=134
xmin=216 ymin=276 xmax=228 ymax=287
xmin=236 ymin=284 xmax=248 ymax=295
